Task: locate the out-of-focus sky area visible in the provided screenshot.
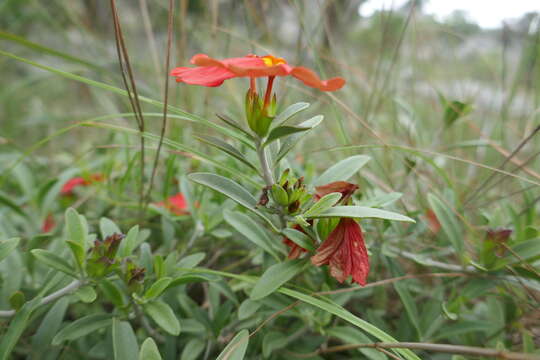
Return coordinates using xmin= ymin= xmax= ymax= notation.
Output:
xmin=359 ymin=0 xmax=540 ymax=28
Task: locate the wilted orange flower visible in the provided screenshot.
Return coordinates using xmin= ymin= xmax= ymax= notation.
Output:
xmin=170 ymin=54 xmax=345 ymax=91
xmin=311 ymin=218 xmax=370 ymax=286
xmin=155 ymin=193 xmax=189 ymax=216
xmin=314 ymin=181 xmax=359 ymax=203
xmin=60 ymin=174 xmax=104 ymax=195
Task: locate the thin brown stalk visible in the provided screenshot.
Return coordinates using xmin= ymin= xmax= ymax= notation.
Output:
xmin=144 ymin=0 xmax=175 ymax=212
xmin=109 ymin=0 xmax=146 ymax=217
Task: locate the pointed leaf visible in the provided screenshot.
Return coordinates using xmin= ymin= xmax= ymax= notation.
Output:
xmin=0 ymin=238 xmax=20 ymax=263
xmin=53 ymin=314 xmax=112 ymax=345
xmin=31 ymin=249 xmax=78 ymax=277
xmin=250 ymin=260 xmax=306 ymax=300
xmin=216 ymin=329 xmax=250 ymax=360
xmin=303 ymin=192 xmax=342 ymax=217
xmin=139 ymin=338 xmax=162 ymax=360
xmin=195 ymin=134 xmax=258 ymax=171
xmin=144 ymin=300 xmax=181 ymax=336
xmin=275 ymin=115 xmax=323 ymax=162
xmin=264 ymin=125 xmax=312 ymax=146
xmin=280 ymin=228 xmax=315 ymax=252
xmin=314 ymin=155 xmax=370 ymax=186
xmin=272 ymin=102 xmax=310 ymax=128
xmin=144 ymin=277 xmax=173 ymax=300
xmin=307 ymin=205 xmax=414 ymax=222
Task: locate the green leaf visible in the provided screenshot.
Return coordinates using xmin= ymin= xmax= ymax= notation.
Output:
xmin=100 ymin=217 xmax=121 ymax=239
xmin=188 ymin=173 xmax=277 ymax=231
xmin=195 ymin=134 xmax=258 ymax=171
xmin=0 ymin=298 xmax=41 ymax=360
xmin=113 ymin=319 xmax=139 ymax=360
xmin=118 ymin=225 xmax=139 ymax=257
xmin=31 ymin=297 xmax=69 ymax=354
xmin=99 ymin=279 xmax=125 ymax=307
xmin=250 ymin=260 xmax=306 ymax=300
xmin=0 ymin=191 xmax=28 ymax=218
xmin=224 ymin=210 xmax=281 ymax=260
xmin=215 ymin=113 xmax=253 ymax=139
xmin=144 ymin=300 xmax=181 ymax=336
xmin=238 ymin=299 xmax=262 ymax=320
xmin=275 ymin=115 xmax=324 ymax=163
xmin=66 ymin=240 xmax=85 ymax=270
xmin=144 ymin=277 xmax=173 ymax=300
xmin=66 ymin=208 xmax=86 ymax=250
xmin=31 ymin=249 xmax=78 ymax=277
xmin=443 ymin=100 xmax=472 ymax=127
xmin=216 ymin=329 xmax=250 ymax=360
xmin=262 ymin=331 xmax=288 ymax=358
xmin=8 ymin=291 xmax=25 ymax=311
xmin=0 ymin=238 xmax=20 ymax=263
xmin=264 ymin=125 xmax=312 ymax=146
xmin=303 ymin=192 xmax=342 ymax=217
xmin=52 ymin=314 xmax=113 ymax=345
xmin=177 ymin=252 xmax=206 ymax=269
xmin=74 ymin=286 xmax=97 ymax=303
xmin=280 ymin=228 xmax=315 ymax=252
xmin=427 ymin=194 xmax=463 ymax=254
xmin=314 ymin=155 xmax=370 ymax=186
xmin=393 ymin=281 xmax=422 ymax=338
xmin=272 ymin=102 xmax=310 ymax=128
xmin=327 ymin=326 xmax=386 ymax=360
xmin=139 ymin=338 xmax=162 ymax=360
xmin=180 ymin=338 xmax=206 ymax=360
xmin=185 ymin=268 xmax=421 ymax=360
xmin=307 ymin=206 xmax=415 ymax=222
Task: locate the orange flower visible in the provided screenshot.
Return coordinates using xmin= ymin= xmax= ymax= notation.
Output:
xmin=60 ymin=174 xmax=104 ymax=195
xmin=171 ymin=54 xmax=345 ymax=92
xmin=311 ymin=218 xmax=370 ymax=286
xmin=155 ymin=193 xmax=189 ymax=216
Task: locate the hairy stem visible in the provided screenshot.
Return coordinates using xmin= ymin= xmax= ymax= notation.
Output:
xmin=0 ymin=279 xmax=83 ymax=318
xmin=256 ymin=141 xmax=274 ymax=186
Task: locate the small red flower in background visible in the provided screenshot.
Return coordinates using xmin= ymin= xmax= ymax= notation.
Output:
xmin=425 ymin=209 xmax=441 ymax=234
xmin=61 ymin=174 xmax=104 ymax=195
xmin=155 ymin=193 xmax=189 ymax=216
xmin=314 ymin=181 xmax=359 ymax=203
xmin=171 ymin=54 xmax=345 ymax=92
xmin=41 ymin=214 xmax=56 ymax=233
xmin=311 ymin=218 xmax=369 ymax=286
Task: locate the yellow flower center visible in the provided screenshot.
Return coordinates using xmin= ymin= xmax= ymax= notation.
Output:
xmin=262 ymin=55 xmax=287 ymax=67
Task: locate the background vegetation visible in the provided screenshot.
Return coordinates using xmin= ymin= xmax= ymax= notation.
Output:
xmin=1 ymin=0 xmax=539 ymax=359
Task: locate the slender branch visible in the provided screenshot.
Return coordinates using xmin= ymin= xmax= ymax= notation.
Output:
xmin=287 ymin=342 xmax=540 ymax=360
xmin=0 ymin=279 xmax=83 ymax=318
xmin=256 ymin=140 xmax=274 ymax=186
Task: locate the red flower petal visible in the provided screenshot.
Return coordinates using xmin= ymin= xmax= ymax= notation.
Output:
xmin=155 ymin=193 xmax=189 ymax=216
xmin=41 ymin=214 xmax=56 ymax=233
xmin=311 ymin=218 xmax=369 ymax=286
xmin=171 ymin=66 xmax=236 ymax=87
xmin=60 ymin=174 xmax=103 ymax=195
xmin=291 ymin=67 xmax=345 ymax=91
xmin=171 ymin=53 xmax=345 ymax=91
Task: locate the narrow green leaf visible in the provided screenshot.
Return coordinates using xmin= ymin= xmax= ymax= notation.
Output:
xmin=0 ymin=192 xmax=27 ymax=218
xmin=180 ymin=338 xmax=206 ymax=360
xmin=31 ymin=297 xmax=69 ymax=354
xmin=314 ymin=155 xmax=370 ymax=186
xmin=118 ymin=225 xmax=139 ymax=257
xmin=250 ymin=260 xmax=306 ymax=300
xmin=139 ymin=338 xmax=162 ymax=360
xmin=393 ymin=281 xmax=422 ymax=338
xmin=238 ymin=299 xmax=262 ymax=320
xmin=275 ymin=115 xmax=324 ymax=163
xmin=280 ymin=228 xmax=315 ymax=252
xmin=328 ymin=327 xmax=386 ymax=360
xmin=224 ymin=210 xmax=281 ymax=260
xmin=52 ymin=314 xmax=113 ymax=345
xmin=31 ymin=249 xmax=78 ymax=277
xmin=144 ymin=277 xmax=173 ymax=300
xmin=216 ymin=329 xmax=250 ymax=360
xmin=303 ymin=192 xmax=342 ymax=217
xmin=144 ymin=300 xmax=181 ymax=336
xmin=272 ymin=102 xmax=310 ymax=128
xmin=264 ymin=125 xmax=311 ymax=146
xmin=308 ymin=206 xmax=415 ymax=222
xmin=113 ymin=319 xmax=139 ymax=360
xmin=100 ymin=217 xmax=121 ymax=239
xmin=0 ymin=238 xmax=20 ymax=263
xmin=427 ymin=194 xmax=463 ymax=254
xmin=0 ymin=298 xmax=41 ymax=360
xmin=188 ymin=173 xmax=277 ymax=230
xmin=66 ymin=208 xmax=86 ymax=250
xmin=195 ymin=134 xmax=258 ymax=171
xmin=66 ymin=240 xmax=85 ymax=269
xmin=215 ymin=113 xmax=253 ymax=139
